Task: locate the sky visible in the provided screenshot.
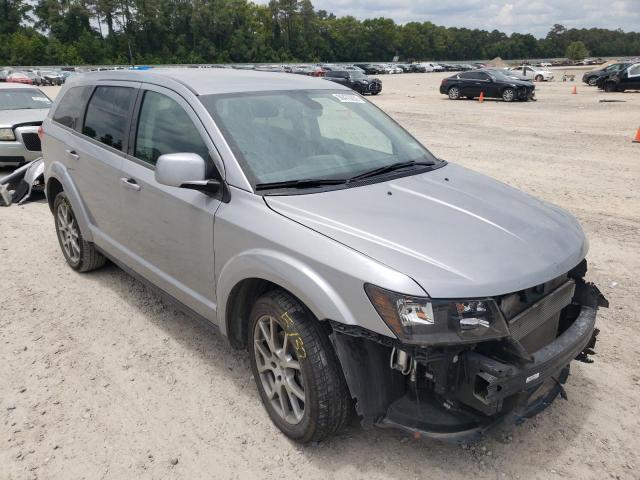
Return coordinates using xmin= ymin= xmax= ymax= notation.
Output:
xmin=263 ymin=0 xmax=640 ymax=38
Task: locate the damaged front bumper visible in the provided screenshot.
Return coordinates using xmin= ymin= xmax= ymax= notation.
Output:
xmin=330 ymin=278 xmax=606 ymax=443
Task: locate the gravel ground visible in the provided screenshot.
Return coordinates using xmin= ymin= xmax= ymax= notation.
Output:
xmin=1 ymin=72 xmax=639 ymax=480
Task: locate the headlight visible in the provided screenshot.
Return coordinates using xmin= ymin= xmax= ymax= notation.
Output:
xmin=0 ymin=128 xmax=16 ymax=141
xmin=364 ymin=284 xmax=509 ymax=345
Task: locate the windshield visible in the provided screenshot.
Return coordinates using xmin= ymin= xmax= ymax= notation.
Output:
xmin=0 ymin=89 xmax=52 ymax=110
xmin=201 ymin=90 xmax=439 ymax=189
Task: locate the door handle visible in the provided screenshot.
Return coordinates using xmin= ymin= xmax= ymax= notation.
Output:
xmin=66 ymin=149 xmax=79 ymax=160
xmin=120 ymin=177 xmax=141 ymax=191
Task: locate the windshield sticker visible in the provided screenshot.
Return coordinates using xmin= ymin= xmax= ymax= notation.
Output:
xmin=32 ymin=97 xmax=50 ymax=102
xmin=332 ymin=93 xmax=365 ymax=104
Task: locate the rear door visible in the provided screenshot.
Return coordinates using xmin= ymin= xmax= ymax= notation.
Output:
xmin=60 ymin=82 xmax=139 ymax=254
xmin=117 ymin=85 xmax=223 ymax=319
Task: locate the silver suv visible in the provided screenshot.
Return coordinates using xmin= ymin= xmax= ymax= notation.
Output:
xmin=42 ymin=69 xmax=606 ymax=444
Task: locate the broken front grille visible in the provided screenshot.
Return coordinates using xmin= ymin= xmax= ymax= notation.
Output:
xmin=507 ymin=280 xmax=575 ymax=341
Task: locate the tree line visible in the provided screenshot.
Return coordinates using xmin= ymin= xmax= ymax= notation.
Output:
xmin=1 ymin=0 xmax=639 ymax=66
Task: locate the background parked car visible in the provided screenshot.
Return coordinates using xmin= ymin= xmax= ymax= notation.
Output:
xmin=409 ymin=63 xmax=427 ymax=73
xmin=0 ymin=83 xmax=52 ymax=167
xmin=510 ymin=65 xmax=554 ymax=81
xmin=598 ymin=63 xmax=640 ymax=92
xmin=419 ymin=62 xmax=444 ymax=72
xmin=440 ymin=69 xmax=535 ymax=102
xmin=0 ymin=68 xmax=13 ymax=82
xmin=582 ymin=62 xmax=631 ymax=86
xmin=6 ymin=71 xmax=33 ymax=84
xmin=323 ymin=69 xmax=382 ymax=95
xmin=353 ymin=63 xmax=382 ymax=75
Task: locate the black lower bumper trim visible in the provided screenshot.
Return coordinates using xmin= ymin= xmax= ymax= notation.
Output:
xmin=374 ymin=305 xmax=597 ymax=442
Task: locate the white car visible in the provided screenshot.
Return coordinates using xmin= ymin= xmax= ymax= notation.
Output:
xmin=419 ymin=62 xmax=444 ymax=72
xmin=510 ymin=65 xmax=554 ymax=82
xmin=383 ymin=64 xmax=402 ymax=74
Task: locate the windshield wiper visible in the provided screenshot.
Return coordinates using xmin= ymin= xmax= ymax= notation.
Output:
xmin=255 ymin=177 xmax=348 ymax=191
xmin=348 ymin=160 xmax=435 ymax=181
xmin=255 ymin=160 xmax=437 ymax=191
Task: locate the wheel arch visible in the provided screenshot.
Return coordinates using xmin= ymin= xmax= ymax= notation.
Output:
xmin=218 ymin=249 xmax=359 ymax=350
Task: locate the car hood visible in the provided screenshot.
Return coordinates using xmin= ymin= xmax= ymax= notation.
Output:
xmin=506 ymin=78 xmax=535 ymax=87
xmin=265 ymin=163 xmax=587 ymax=298
xmin=0 ymin=108 xmax=48 ymax=128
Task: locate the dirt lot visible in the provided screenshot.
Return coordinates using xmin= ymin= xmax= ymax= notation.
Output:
xmin=1 ymin=72 xmax=639 ymax=480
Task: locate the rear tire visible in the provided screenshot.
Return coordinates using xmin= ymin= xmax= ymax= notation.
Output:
xmin=248 ymin=289 xmax=351 ymax=443
xmin=53 ymin=192 xmax=106 ymax=272
xmin=448 ymin=86 xmax=461 ymax=100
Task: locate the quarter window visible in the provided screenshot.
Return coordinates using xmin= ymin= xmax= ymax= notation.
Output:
xmin=83 ymin=86 xmax=135 ymax=151
xmin=53 ymin=86 xmax=92 ymax=130
xmin=134 ymin=91 xmax=208 ymax=165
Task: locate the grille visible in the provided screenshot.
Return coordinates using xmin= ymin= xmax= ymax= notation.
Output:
xmin=21 ymin=133 xmax=41 ymax=151
xmin=0 ymin=156 xmax=26 ymax=163
xmin=508 ymin=280 xmax=575 ymax=341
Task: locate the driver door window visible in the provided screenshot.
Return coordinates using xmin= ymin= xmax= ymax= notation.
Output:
xmin=135 ymin=90 xmax=209 ymax=165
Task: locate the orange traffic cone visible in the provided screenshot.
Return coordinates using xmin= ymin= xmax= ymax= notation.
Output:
xmin=572 ymin=85 xmax=577 ymax=94
xmin=633 ymin=127 xmax=640 ymax=143
xmin=478 ymin=91 xmax=485 ymax=103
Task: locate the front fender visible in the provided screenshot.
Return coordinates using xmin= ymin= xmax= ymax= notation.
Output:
xmin=45 ymin=161 xmax=93 ymax=242
xmin=216 ymin=248 xmax=358 ymax=337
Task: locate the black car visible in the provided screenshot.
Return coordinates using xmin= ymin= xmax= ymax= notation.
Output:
xmin=353 ymin=63 xmax=382 ymax=75
xmin=409 ymin=63 xmax=427 ymax=73
xmin=439 ymin=70 xmax=535 ymax=102
xmin=583 ymin=63 xmax=631 ymax=86
xmin=598 ymin=63 xmax=640 ymax=92
xmin=323 ymin=70 xmax=382 ymax=95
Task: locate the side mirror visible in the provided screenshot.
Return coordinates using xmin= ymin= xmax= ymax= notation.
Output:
xmin=155 ymin=153 xmax=220 ymax=194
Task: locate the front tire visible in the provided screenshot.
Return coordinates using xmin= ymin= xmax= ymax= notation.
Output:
xmin=53 ymin=192 xmax=106 ymax=272
xmin=535 ymin=75 xmax=544 ymax=82
xmin=502 ymin=87 xmax=516 ymax=102
xmin=248 ymin=290 xmax=351 ymax=443
xmin=603 ymin=82 xmax=617 ymax=93
xmin=587 ymin=76 xmax=598 ymax=86
xmin=448 ymin=86 xmax=461 ymax=100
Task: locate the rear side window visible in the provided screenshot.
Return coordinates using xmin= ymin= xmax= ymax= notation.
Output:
xmin=52 ymin=86 xmax=91 ymax=130
xmin=83 ymin=86 xmax=135 ymax=152
xmin=134 ymin=91 xmax=208 ymax=165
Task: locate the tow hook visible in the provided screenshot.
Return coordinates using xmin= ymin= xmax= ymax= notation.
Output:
xmin=390 ymin=347 xmax=416 ymax=380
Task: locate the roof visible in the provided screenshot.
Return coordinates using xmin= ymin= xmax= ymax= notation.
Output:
xmin=72 ymin=68 xmax=348 ymax=95
xmin=0 ymin=82 xmax=40 ymax=90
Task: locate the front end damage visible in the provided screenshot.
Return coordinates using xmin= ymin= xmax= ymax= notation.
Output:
xmin=330 ymin=261 xmax=607 ymax=443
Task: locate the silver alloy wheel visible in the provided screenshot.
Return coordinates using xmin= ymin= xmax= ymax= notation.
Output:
xmin=253 ymin=315 xmax=306 ymax=424
xmin=588 ymin=77 xmax=598 ymax=86
xmin=448 ymin=86 xmax=460 ymax=100
xmin=503 ymin=88 xmax=515 ymax=102
xmin=56 ymin=201 xmax=81 ymax=264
